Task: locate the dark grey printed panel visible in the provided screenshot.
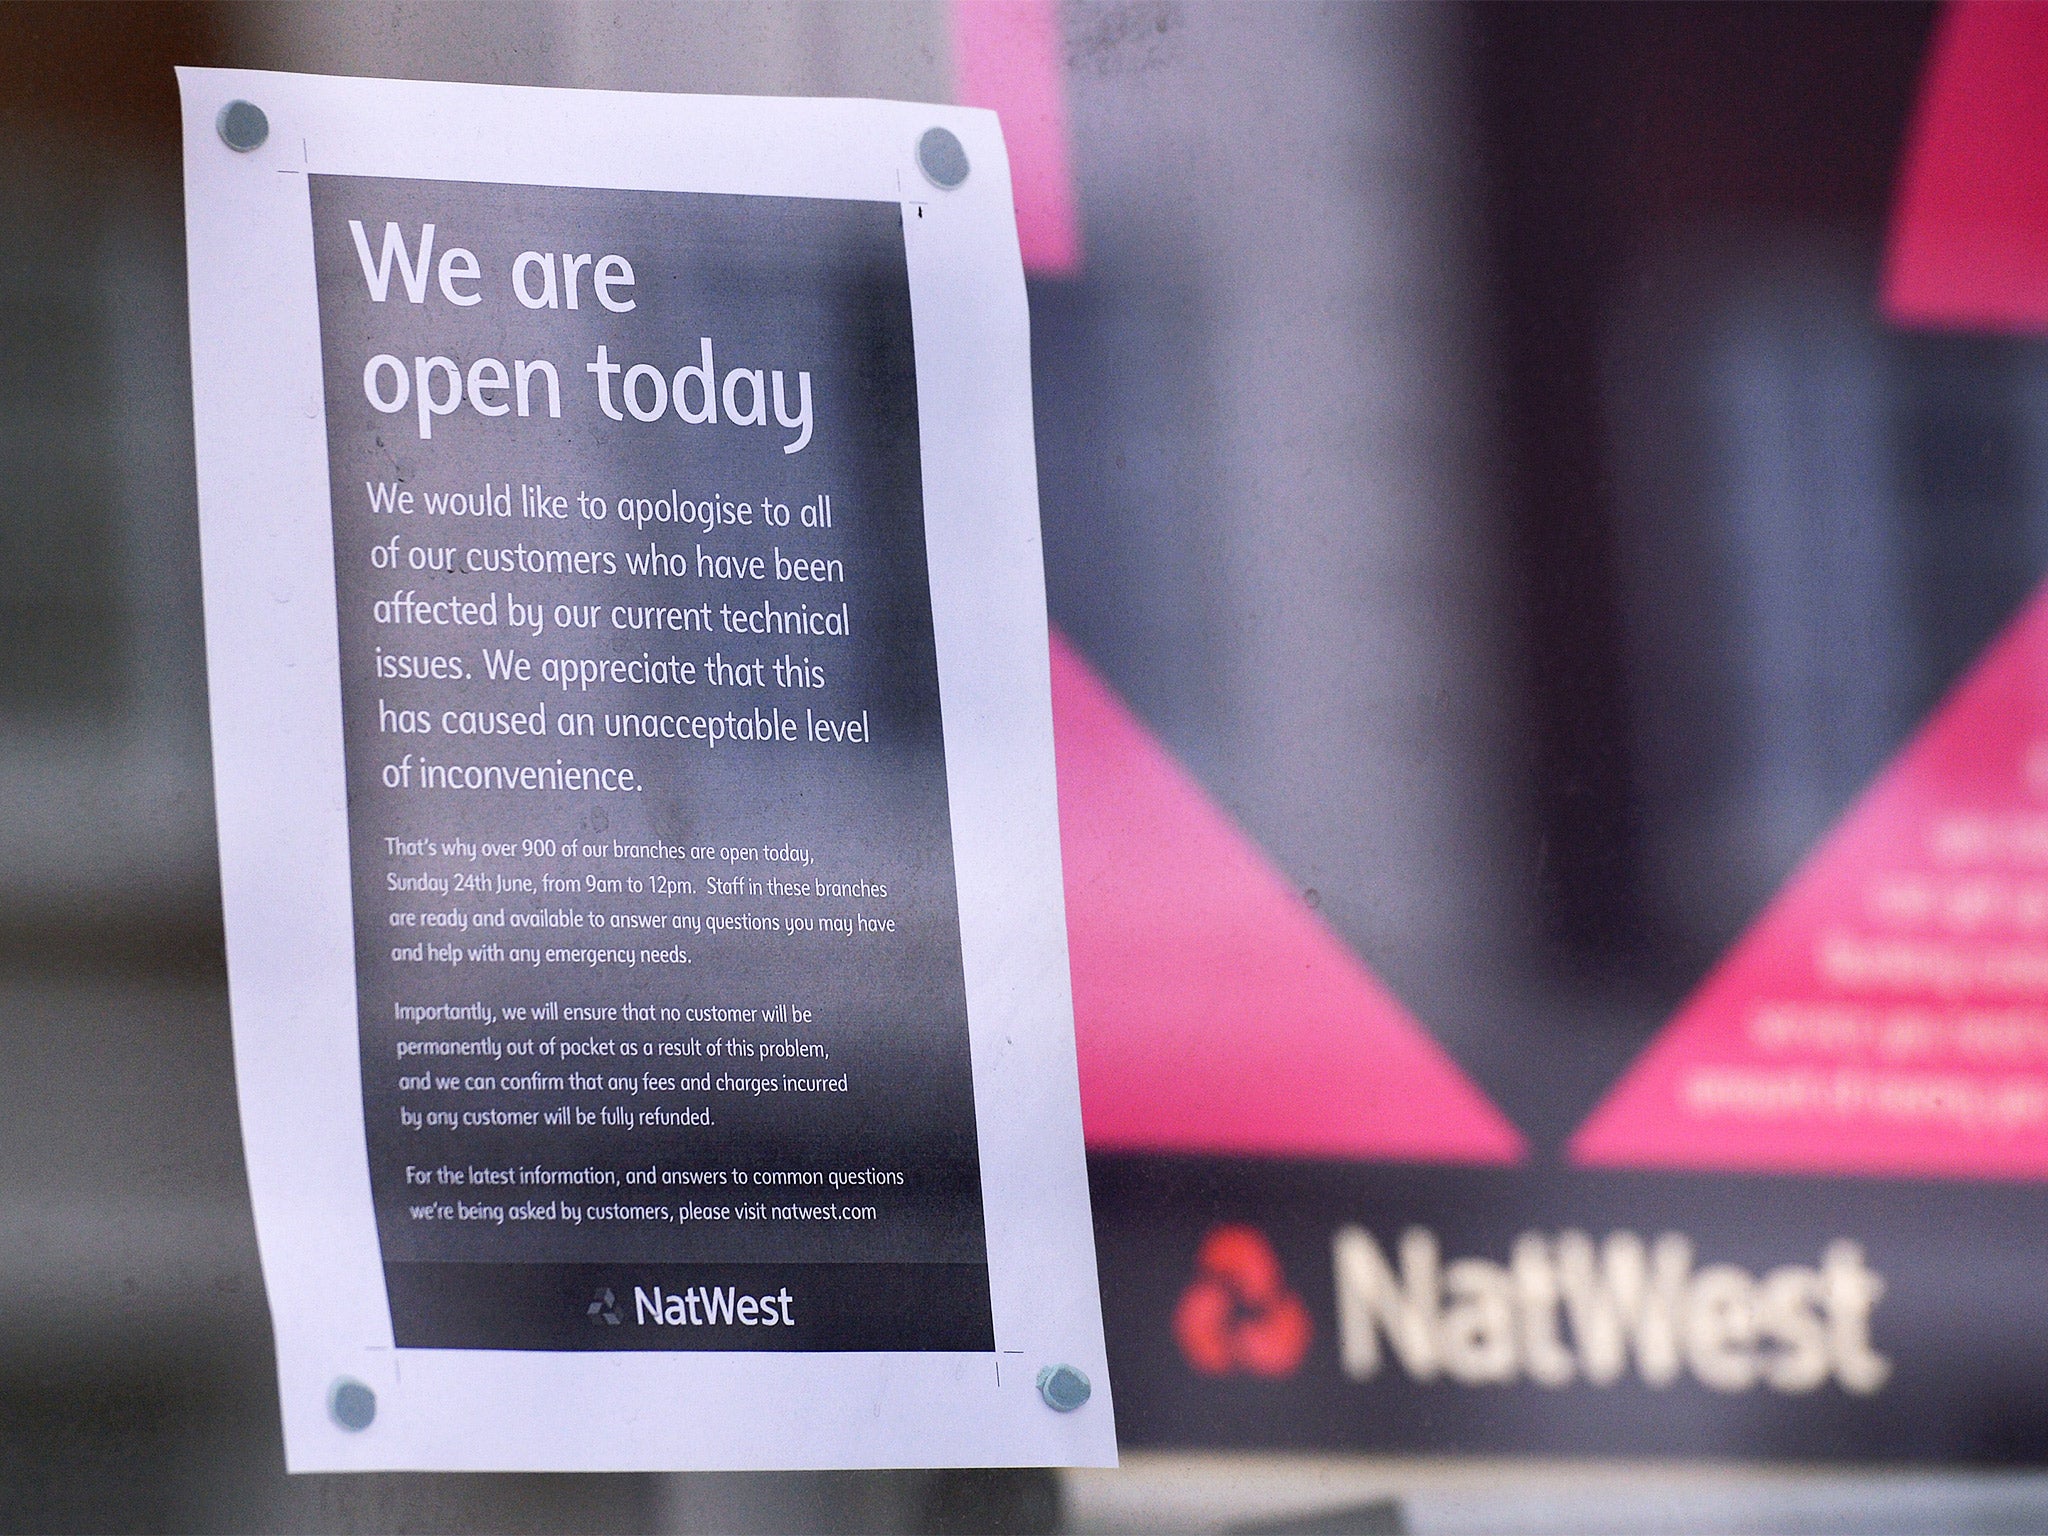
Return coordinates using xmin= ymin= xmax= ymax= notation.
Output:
xmin=308 ymin=175 xmax=989 ymax=1351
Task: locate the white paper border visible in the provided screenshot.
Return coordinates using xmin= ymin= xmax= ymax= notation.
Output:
xmin=179 ymin=67 xmax=1112 ymax=1472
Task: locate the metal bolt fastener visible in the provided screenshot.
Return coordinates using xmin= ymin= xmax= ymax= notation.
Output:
xmin=917 ymin=126 xmax=970 ymax=190
xmin=216 ymin=100 xmax=269 ymax=153
xmin=1036 ymin=1363 xmax=1091 ymax=1412
xmin=328 ymin=1377 xmax=376 ymax=1431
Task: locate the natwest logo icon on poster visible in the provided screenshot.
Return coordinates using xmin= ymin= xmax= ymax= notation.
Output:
xmin=1174 ymin=1225 xmax=1314 ymax=1377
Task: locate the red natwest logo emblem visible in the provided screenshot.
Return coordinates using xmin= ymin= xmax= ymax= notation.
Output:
xmin=1174 ymin=1225 xmax=1314 ymax=1377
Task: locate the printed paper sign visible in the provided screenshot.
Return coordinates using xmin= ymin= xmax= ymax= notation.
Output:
xmin=180 ymin=68 xmax=1111 ymax=1472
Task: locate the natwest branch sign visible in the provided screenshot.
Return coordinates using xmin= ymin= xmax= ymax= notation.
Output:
xmin=1331 ymin=1227 xmax=1887 ymax=1396
xmin=1087 ymin=1159 xmax=2048 ymax=1459
xmin=1164 ymin=1220 xmax=1889 ymax=1400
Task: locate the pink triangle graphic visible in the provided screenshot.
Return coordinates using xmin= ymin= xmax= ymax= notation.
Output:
xmin=1049 ymin=631 xmax=1526 ymax=1163
xmin=1573 ymin=583 xmax=2048 ymax=1178
xmin=1884 ymin=0 xmax=2048 ymax=334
